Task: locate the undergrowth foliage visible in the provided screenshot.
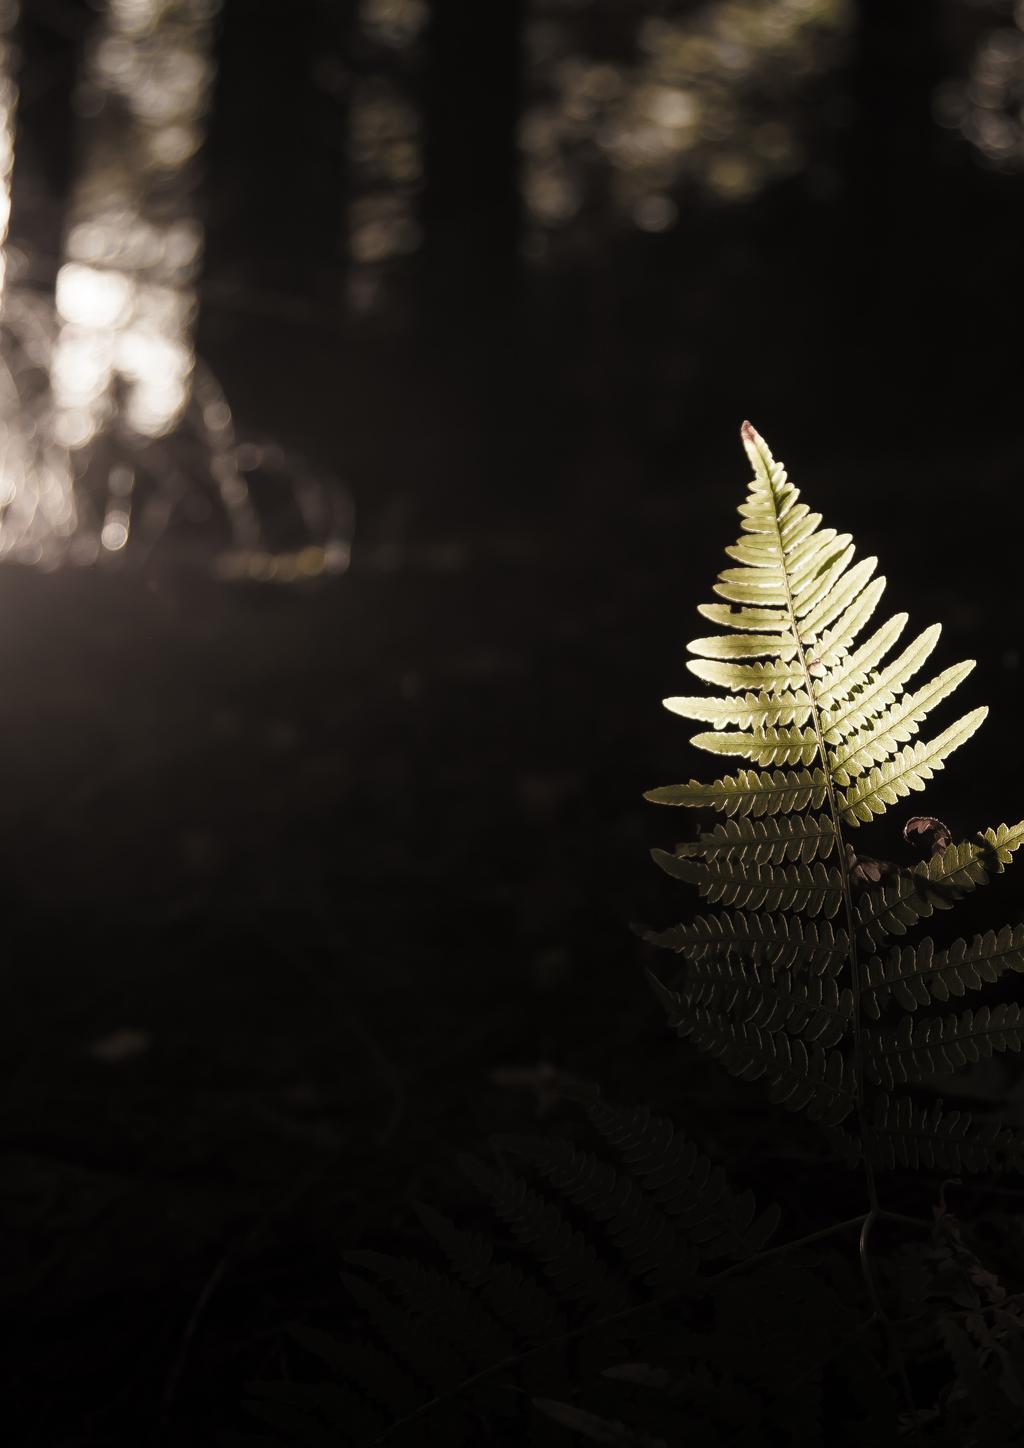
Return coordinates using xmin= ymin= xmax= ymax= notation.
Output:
xmin=233 ymin=426 xmax=1024 ymax=1448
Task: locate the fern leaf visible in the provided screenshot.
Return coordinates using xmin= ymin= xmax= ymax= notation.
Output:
xmin=799 ymin=555 xmax=879 ymax=642
xmin=818 ymin=622 xmax=940 ymax=727
xmin=862 ymin=926 xmax=1024 ymax=1017
xmin=652 ymin=850 xmax=844 ymax=917
xmin=340 ymin=1268 xmax=467 ymax=1389
xmin=981 ymin=818 xmax=1024 ymax=867
xmin=418 ymin=1200 xmax=568 ymax=1347
xmin=679 ymin=814 xmax=836 ymax=865
xmin=643 ymin=912 xmax=850 ymax=972
xmin=813 ymin=575 xmax=887 ymax=661
xmin=652 ymin=977 xmax=855 ymax=1126
xmin=663 ymin=690 xmax=813 ymax=730
xmin=866 ymin=1005 xmax=1024 ymax=1089
xmin=812 ymin=610 xmax=909 ymax=710
xmin=856 ymin=828 xmax=1022 ymax=946
xmin=645 ymin=767 xmax=828 ymax=817
xmin=696 ymin=603 xmax=792 ymax=631
xmin=839 ymin=708 xmax=987 ymax=825
xmin=709 ymin=578 xmax=788 ymax=606
xmin=687 ymin=632 xmax=799 ymax=662
xmin=344 ymin=1250 xmax=515 ymax=1369
xmin=690 ymin=724 xmax=819 ymax=767
xmin=867 ymin=1093 xmax=1024 ymax=1174
xmin=685 ymin=956 xmax=853 ymax=1047
xmin=685 ymin=656 xmax=807 ymax=693
xmin=828 ymin=660 xmax=976 ymax=785
xmin=577 ymin=1090 xmax=781 ymax=1259
xmin=492 ymin=1136 xmax=698 ymax=1291
xmin=461 ymin=1157 xmax=632 ymax=1316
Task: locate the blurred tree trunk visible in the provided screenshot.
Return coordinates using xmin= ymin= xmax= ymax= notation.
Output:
xmin=418 ymin=0 xmax=529 ymax=523
xmin=203 ymin=0 xmax=356 ymax=306
xmin=421 ymin=0 xmax=524 ymax=337
xmin=843 ymin=0 xmax=944 ymax=312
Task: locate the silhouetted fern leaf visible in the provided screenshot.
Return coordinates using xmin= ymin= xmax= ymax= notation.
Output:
xmin=574 ymin=1088 xmax=780 ymax=1259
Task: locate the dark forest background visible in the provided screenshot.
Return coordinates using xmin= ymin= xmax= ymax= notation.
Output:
xmin=4 ymin=1 xmax=1024 ymax=1443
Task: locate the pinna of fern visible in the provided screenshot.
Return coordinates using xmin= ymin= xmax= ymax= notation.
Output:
xmin=645 ymin=422 xmax=1024 ymax=1175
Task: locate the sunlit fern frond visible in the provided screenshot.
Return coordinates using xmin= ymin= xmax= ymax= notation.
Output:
xmin=644 ymin=422 xmax=1024 ymax=1163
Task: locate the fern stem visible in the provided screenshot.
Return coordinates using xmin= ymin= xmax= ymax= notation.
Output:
xmin=710 ymin=1214 xmax=867 ymax=1279
xmin=754 ymin=434 xmax=878 ymax=1216
xmin=755 ymin=436 xmax=924 ymax=1442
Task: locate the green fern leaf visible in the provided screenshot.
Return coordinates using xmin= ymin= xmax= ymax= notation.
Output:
xmin=651 ymin=976 xmax=855 ymax=1126
xmin=652 ymin=850 xmax=844 ymax=917
xmin=662 ymin=690 xmax=813 ymax=730
xmin=867 ymin=1094 xmax=1024 ymax=1174
xmin=817 ymin=622 xmax=941 ymax=727
xmin=862 ymin=926 xmax=1024 ymax=1017
xmin=415 ymin=1202 xmax=567 ymax=1346
xmin=687 ymin=632 xmax=799 ymax=661
xmin=645 ymin=767 xmax=828 ymax=817
xmin=798 ymin=555 xmax=879 ymax=642
xmin=856 ymin=827 xmax=1024 ymax=946
xmin=811 ymin=609 xmax=909 ymax=711
xmin=689 ymin=724 xmax=820 ymax=767
xmin=791 ymin=542 xmax=855 ymax=609
xmin=838 ymin=708 xmax=987 ymax=825
xmin=643 ymin=911 xmax=849 ymax=972
xmin=493 ymin=1136 xmax=698 ymax=1291
xmin=812 ymin=575 xmax=887 ymax=661
xmin=685 ymin=656 xmax=808 ymax=693
xmin=461 ymin=1156 xmax=632 ymax=1315
xmin=866 ymin=1005 xmax=1024 ymax=1089
xmin=684 ymin=956 xmax=853 ymax=1047
xmin=676 ymin=814 xmax=836 ymax=865
xmin=576 ymin=1090 xmax=781 ymax=1259
xmin=828 ymin=660 xmax=975 ymax=786
xmin=696 ymin=602 xmax=792 ymax=631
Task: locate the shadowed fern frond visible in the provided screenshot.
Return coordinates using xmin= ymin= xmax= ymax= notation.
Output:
xmin=241 ymin=1091 xmax=779 ymax=1446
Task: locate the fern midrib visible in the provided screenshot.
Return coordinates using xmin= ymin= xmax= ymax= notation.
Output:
xmin=761 ymin=454 xmax=878 ymax=1212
